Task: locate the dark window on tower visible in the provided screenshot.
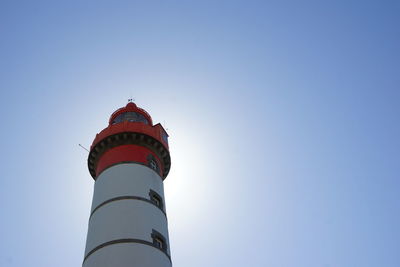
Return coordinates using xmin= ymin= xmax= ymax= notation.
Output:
xmin=147 ymin=154 xmax=160 ymax=174
xmin=162 ymin=131 xmax=168 ymax=144
xmin=149 ymin=160 xmax=157 ymax=171
xmin=149 ymin=189 xmax=163 ymax=210
xmin=151 ymin=230 xmax=167 ymax=252
xmin=154 ymin=237 xmax=163 ymax=249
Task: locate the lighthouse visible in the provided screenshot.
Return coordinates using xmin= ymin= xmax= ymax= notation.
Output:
xmin=83 ymin=102 xmax=172 ymax=267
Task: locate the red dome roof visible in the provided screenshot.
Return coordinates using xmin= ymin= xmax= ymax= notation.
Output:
xmin=108 ymin=102 xmax=153 ymax=125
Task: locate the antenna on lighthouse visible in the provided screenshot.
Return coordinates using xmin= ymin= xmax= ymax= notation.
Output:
xmin=79 ymin=144 xmax=89 ymax=153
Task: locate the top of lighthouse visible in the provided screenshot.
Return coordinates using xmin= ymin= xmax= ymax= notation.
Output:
xmin=88 ymin=102 xmax=171 ymax=180
xmin=109 ymin=102 xmax=153 ymax=126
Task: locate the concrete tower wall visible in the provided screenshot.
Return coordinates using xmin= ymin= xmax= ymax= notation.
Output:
xmin=90 ymin=163 xmax=165 ymax=211
xmin=83 ymin=163 xmax=171 ymax=267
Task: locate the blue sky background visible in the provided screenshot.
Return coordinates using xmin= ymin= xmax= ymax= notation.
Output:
xmin=0 ymin=1 xmax=399 ymax=266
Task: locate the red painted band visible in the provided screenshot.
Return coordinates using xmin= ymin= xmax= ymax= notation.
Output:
xmin=96 ymin=144 xmax=163 ymax=177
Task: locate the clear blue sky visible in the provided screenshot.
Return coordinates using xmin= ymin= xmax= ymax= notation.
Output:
xmin=0 ymin=1 xmax=399 ymax=266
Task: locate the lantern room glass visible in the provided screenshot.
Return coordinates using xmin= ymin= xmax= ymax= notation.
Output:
xmin=112 ymin=112 xmax=149 ymax=125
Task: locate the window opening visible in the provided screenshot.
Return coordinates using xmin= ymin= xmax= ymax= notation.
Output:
xmin=154 ymin=237 xmax=164 ymax=249
xmin=147 ymin=154 xmax=160 ymax=174
xmin=149 ymin=160 xmax=157 ymax=171
xmin=149 ymin=189 xmax=163 ymax=210
xmin=162 ymin=131 xmax=168 ymax=144
xmin=152 ymin=195 xmax=161 ymax=207
xmin=151 ymin=230 xmax=167 ymax=252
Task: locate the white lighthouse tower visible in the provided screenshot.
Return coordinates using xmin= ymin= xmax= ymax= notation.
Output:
xmin=83 ymin=102 xmax=172 ymax=267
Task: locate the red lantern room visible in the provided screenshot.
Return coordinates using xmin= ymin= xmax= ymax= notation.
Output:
xmin=87 ymin=102 xmax=171 ymax=179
